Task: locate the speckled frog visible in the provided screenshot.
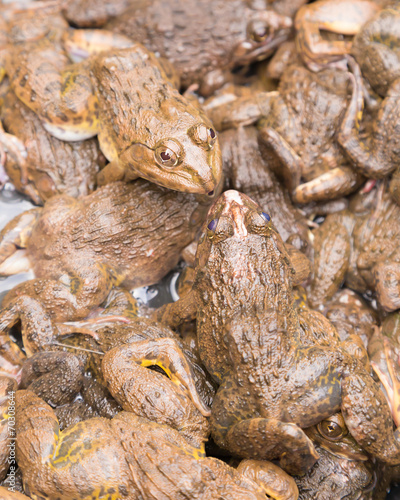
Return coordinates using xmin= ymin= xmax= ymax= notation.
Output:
xmin=157 ymin=190 xmax=400 ymax=475
xmin=5 ymin=29 xmax=222 ymax=194
xmin=16 ymin=390 xmax=298 ymax=500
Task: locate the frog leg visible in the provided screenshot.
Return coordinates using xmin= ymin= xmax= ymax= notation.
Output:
xmin=237 ymin=459 xmax=299 ymax=500
xmin=341 ymin=368 xmax=400 ymax=465
xmin=96 ymin=158 xmax=136 ymax=186
xmin=338 ymin=58 xmax=400 ymax=178
xmin=373 ymin=261 xmax=400 ymax=312
xmin=258 ymin=127 xmax=303 ymax=193
xmin=0 ymin=208 xmax=41 ymax=272
xmin=20 ymin=351 xmax=85 ymax=407
xmin=153 ymin=290 xmax=197 ymax=329
xmin=0 ymin=122 xmax=28 ymax=186
xmin=307 ymin=214 xmax=351 ymax=308
xmin=210 ymin=377 xmax=319 ymax=476
xmin=293 ymin=166 xmax=362 ymax=204
xmin=102 ymin=340 xmax=210 ymax=448
xmin=8 ymin=40 xmax=99 ymax=141
xmin=15 ymin=390 xmax=59 ymax=473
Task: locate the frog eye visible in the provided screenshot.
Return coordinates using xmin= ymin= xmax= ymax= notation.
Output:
xmin=246 ymin=210 xmax=272 ymax=235
xmin=207 ymin=218 xmax=219 ymax=232
xmin=247 ymin=20 xmax=271 ymax=43
xmin=155 ymin=139 xmax=182 ymax=168
xmin=189 ymin=124 xmax=217 ymax=150
xmin=317 ymin=419 xmax=344 ymax=441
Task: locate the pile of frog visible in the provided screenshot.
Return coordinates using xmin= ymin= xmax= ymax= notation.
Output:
xmin=2 ymin=0 xmax=400 ymax=498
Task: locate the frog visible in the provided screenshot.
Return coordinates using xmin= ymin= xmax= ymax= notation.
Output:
xmin=155 ymin=190 xmax=400 ymax=475
xmin=204 ymin=61 xmax=363 ymax=203
xmin=294 ymin=0 xmax=382 ymax=71
xmin=351 ymin=3 xmax=400 ymax=97
xmin=15 ymin=390 xmax=293 ymax=500
xmin=337 ymin=52 xmax=400 ymax=179
xmin=1 ymin=89 xmax=103 ymax=205
xmin=4 ymin=27 xmax=222 ymax=195
xmin=105 ymin=0 xmax=297 ymax=96
xmin=0 ymin=179 xmax=214 ymax=359
xmin=295 ymin=415 xmax=376 ymax=499
xmin=308 ymin=181 xmax=400 ymax=312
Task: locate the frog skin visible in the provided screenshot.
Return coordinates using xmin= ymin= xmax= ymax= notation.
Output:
xmin=15 ymin=390 xmax=277 ymax=500
xmin=309 ymin=182 xmax=400 ymax=312
xmin=1 ymin=90 xmax=102 ymax=205
xmin=294 ymin=0 xmax=382 ymax=71
xmin=156 ymin=190 xmax=400 ymax=475
xmin=205 ymin=62 xmax=363 ymax=203
xmin=0 ymin=180 xmax=213 ymax=359
xmin=219 ymin=126 xmax=310 ymax=250
xmin=351 ymin=4 xmax=400 ymax=97
xmin=5 ymin=30 xmax=222 ymax=195
xmin=105 ymin=0 xmax=296 ymax=96
xmin=337 ymin=54 xmax=400 ymax=179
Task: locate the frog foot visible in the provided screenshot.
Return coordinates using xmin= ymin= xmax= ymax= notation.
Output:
xmin=225 ymin=418 xmax=319 ymax=476
xmin=293 ymin=167 xmax=362 ymax=203
xmin=102 ymin=339 xmax=210 ymax=448
xmin=0 ymin=123 xmax=28 ymax=186
xmin=237 ymin=459 xmax=299 ymax=500
xmin=342 ymin=370 xmax=400 ymax=465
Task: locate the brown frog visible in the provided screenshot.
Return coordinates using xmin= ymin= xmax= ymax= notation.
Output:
xmin=5 ymin=27 xmax=222 ymax=194
xmin=294 ymin=0 xmax=382 ymax=71
xmin=1 ymin=90 xmax=102 ymax=205
xmin=309 ymin=182 xmax=400 ymax=312
xmin=296 ymin=414 xmax=375 ymax=499
xmin=0 ymin=180 xmax=213 ymax=356
xmin=205 ymin=62 xmax=363 ymax=203
xmin=156 ymin=190 xmax=400 ymax=475
xmin=15 ymin=390 xmax=293 ymax=500
xmin=105 ymin=0 xmax=297 ymax=96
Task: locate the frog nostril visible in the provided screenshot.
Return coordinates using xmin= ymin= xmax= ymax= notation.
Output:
xmin=208 ymin=191 xmax=214 ymax=197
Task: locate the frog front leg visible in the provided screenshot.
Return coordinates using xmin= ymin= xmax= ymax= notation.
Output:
xmin=338 ymin=58 xmax=400 ymax=178
xmin=210 ymin=376 xmax=319 ymax=476
xmin=0 ymin=121 xmax=28 ymax=187
xmin=102 ymin=338 xmax=210 ymax=448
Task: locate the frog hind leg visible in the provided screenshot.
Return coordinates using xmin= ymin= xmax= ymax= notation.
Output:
xmin=0 ymin=121 xmax=28 ymax=186
xmin=20 ymin=351 xmax=85 ymax=407
xmin=102 ymin=340 xmax=210 ymax=448
xmin=16 ymin=390 xmax=59 ymax=470
xmin=341 ymin=369 xmax=400 ymax=465
xmin=210 ymin=377 xmax=319 ymax=476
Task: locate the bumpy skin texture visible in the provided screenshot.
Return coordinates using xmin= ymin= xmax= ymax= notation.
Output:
xmin=352 ymin=4 xmax=400 ymax=97
xmin=257 ymin=63 xmax=362 ymax=203
xmin=219 ymin=126 xmax=310 ymax=249
xmin=1 ymin=90 xmax=102 ymax=205
xmin=7 ymin=34 xmax=222 ymax=195
xmin=16 ymin=390 xmax=267 ymax=500
xmin=157 ymin=190 xmax=400 ymax=475
xmin=294 ymin=444 xmax=373 ymax=500
xmin=309 ymin=183 xmax=400 ymax=312
xmin=107 ymin=0 xmax=295 ymax=94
